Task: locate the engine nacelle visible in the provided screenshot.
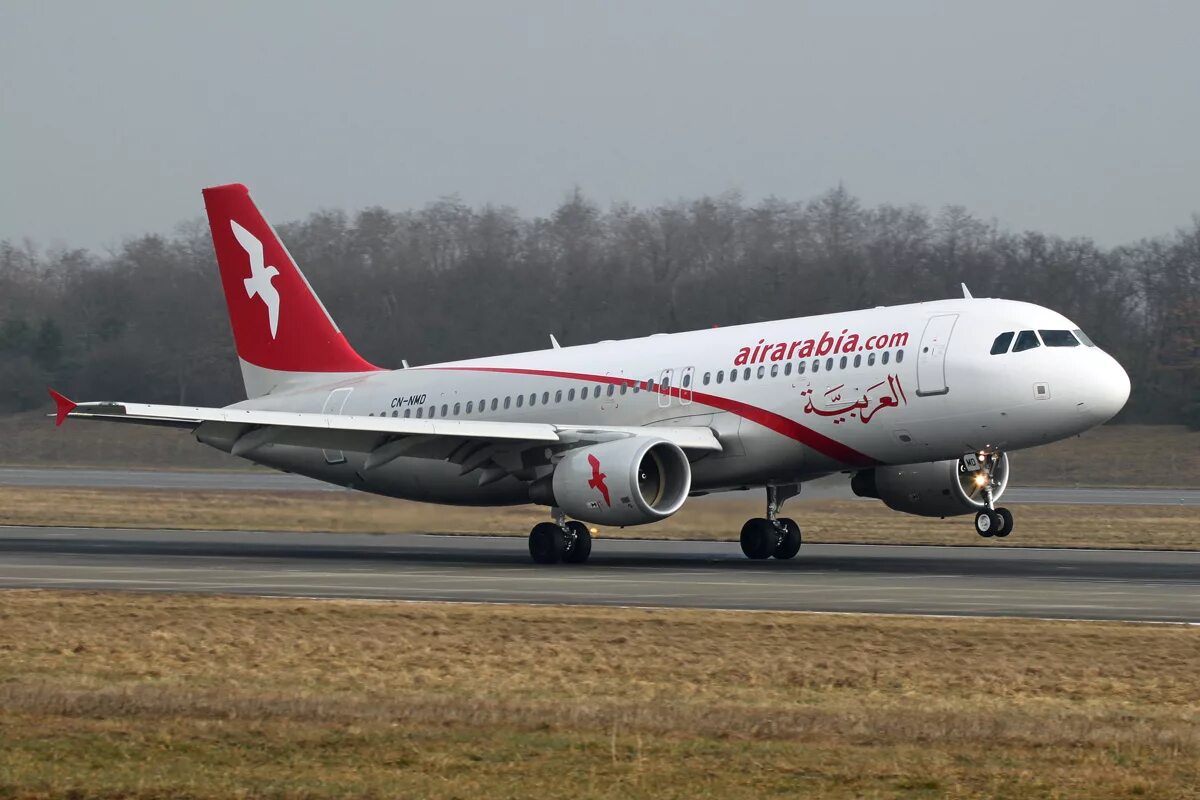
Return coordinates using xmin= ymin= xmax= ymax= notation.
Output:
xmin=529 ymin=438 xmax=692 ymax=526
xmin=851 ymin=454 xmax=1010 ymax=518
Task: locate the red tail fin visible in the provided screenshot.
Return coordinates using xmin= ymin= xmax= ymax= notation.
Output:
xmin=202 ymin=183 xmax=378 ymax=394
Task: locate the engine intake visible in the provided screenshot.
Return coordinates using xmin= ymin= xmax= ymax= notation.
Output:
xmin=851 ymin=453 xmax=1009 ymax=518
xmin=530 ymin=438 xmax=692 ymax=526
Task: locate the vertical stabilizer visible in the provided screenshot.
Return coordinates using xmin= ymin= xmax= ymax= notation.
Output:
xmin=202 ymin=183 xmax=379 ymax=397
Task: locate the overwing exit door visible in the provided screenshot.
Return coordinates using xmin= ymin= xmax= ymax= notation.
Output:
xmin=916 ymin=314 xmax=958 ymax=396
xmin=321 ymin=387 xmax=353 ymax=464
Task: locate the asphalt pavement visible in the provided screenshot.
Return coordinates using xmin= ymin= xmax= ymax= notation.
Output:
xmin=2 ymin=526 xmax=1197 ymax=622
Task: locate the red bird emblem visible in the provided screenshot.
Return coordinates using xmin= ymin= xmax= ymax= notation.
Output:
xmin=587 ymin=454 xmax=611 ymax=506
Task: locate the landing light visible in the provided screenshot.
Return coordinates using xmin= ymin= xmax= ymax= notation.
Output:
xmin=974 ymin=475 xmax=989 ymax=487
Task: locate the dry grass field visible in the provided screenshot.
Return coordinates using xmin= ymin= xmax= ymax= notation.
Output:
xmin=0 ymin=591 xmax=1197 ymax=799
xmin=2 ymin=485 xmax=1197 ymax=550
xmin=3 ymin=410 xmax=1199 ymax=486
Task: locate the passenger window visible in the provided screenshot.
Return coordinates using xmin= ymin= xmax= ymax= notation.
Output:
xmin=607 ymin=384 xmax=615 ymax=397
xmin=555 ymin=390 xmax=562 ymax=403
xmin=453 ymin=403 xmax=461 ymax=415
xmin=620 ymin=384 xmax=628 ymax=395
xmin=716 ymin=370 xmax=724 ymax=384
xmin=812 ymin=360 xmax=820 ymax=373
xmin=853 ymin=354 xmax=861 ymax=368
xmin=479 ymin=399 xmax=485 ymax=412
xmin=990 ymin=332 xmax=1015 ymax=355
xmin=466 ymin=402 xmax=473 ymax=413
xmin=896 ymin=349 xmax=904 ymax=363
xmin=647 ymin=380 xmax=655 ymax=392
xmin=867 ymin=352 xmax=876 ymax=366
xmin=839 ymin=356 xmax=847 ymax=370
xmin=517 ymin=395 xmax=525 ymax=408
xmin=770 ymin=364 xmax=779 ymax=378
xmin=1013 ymin=330 xmax=1041 ymax=352
xmin=441 ymin=404 xmax=448 ymax=416
xmin=798 ymin=361 xmax=806 ymax=374
xmin=594 ymin=385 xmax=602 ymax=398
xmin=504 ymin=397 xmax=511 ymax=409
xmin=743 ymin=367 xmax=751 ymax=381
xmin=1073 ymin=329 xmax=1096 ymax=347
xmin=491 ymin=398 xmax=499 ymax=411
xmin=528 ymin=393 xmax=536 ymax=407
xmin=729 ymin=369 xmax=737 ymax=383
xmin=882 ymin=351 xmax=890 ymax=365
xmin=567 ymin=388 xmax=575 ymax=401
xmin=784 ymin=362 xmax=792 ymax=376
xmin=757 ymin=366 xmax=765 ymax=379
xmin=416 ymin=407 xmax=424 ymax=418
xmin=703 ymin=372 xmax=711 ymax=385
xmin=1039 ymin=330 xmax=1080 ymax=347
xmin=391 ymin=410 xmax=398 ymax=418
xmin=825 ymin=357 xmax=834 ymax=371
xmin=541 ymin=391 xmax=549 ymax=405
xmin=403 ymin=409 xmax=411 ymax=418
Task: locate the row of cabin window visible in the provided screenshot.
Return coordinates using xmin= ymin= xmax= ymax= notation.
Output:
xmin=989 ymin=329 xmax=1094 ymax=355
xmin=701 ymin=348 xmax=904 ymax=386
xmin=371 ymin=348 xmax=905 ymax=419
xmin=377 ymin=379 xmax=663 ymax=419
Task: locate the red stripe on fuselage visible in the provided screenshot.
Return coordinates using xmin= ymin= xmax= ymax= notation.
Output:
xmin=425 ymin=365 xmax=879 ymax=468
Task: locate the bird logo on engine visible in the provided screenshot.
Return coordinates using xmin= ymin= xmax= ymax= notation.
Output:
xmin=587 ymin=454 xmax=610 ymax=507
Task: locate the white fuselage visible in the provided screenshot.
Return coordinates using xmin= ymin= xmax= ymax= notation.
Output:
xmin=225 ymin=297 xmax=1130 ymax=505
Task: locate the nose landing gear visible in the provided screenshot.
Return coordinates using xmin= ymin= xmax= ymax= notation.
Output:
xmin=965 ymin=452 xmax=1014 ymax=539
xmin=739 ymin=485 xmax=803 ymax=560
xmin=974 ymin=507 xmax=1013 ymax=538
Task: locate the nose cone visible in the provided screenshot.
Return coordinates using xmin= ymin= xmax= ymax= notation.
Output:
xmin=1082 ymin=353 xmax=1131 ymax=425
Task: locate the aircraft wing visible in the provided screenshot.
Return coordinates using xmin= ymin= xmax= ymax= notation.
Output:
xmin=49 ymin=390 xmax=722 ymax=478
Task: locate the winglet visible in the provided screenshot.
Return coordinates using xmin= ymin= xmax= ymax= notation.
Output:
xmin=961 ymin=283 xmax=973 ymax=299
xmin=48 ymin=388 xmax=76 ymax=426
xmin=549 ymin=334 xmax=561 ymax=349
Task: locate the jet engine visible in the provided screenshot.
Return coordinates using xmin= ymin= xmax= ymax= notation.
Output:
xmin=529 ymin=437 xmax=692 ymax=526
xmin=851 ymin=453 xmax=1009 ymax=518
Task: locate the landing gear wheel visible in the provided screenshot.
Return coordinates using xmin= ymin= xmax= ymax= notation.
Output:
xmin=974 ymin=510 xmax=999 ymax=538
xmin=994 ymin=507 xmax=1013 ymax=538
xmin=740 ymin=518 xmax=776 ymax=560
xmin=529 ymin=522 xmax=565 ymax=564
xmin=562 ymin=521 xmax=593 ymax=564
xmin=774 ymin=518 xmax=802 ymax=560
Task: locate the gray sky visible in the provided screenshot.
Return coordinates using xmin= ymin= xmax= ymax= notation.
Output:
xmin=2 ymin=0 xmax=1197 ymax=250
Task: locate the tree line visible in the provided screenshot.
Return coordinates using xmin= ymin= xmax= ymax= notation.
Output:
xmin=1 ymin=186 xmax=1197 ymax=426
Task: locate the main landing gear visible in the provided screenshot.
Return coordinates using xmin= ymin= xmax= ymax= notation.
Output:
xmin=739 ymin=485 xmax=803 ymax=560
xmin=528 ymin=510 xmax=592 ymax=564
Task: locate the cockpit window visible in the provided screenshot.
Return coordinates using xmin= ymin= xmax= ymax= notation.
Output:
xmin=990 ymin=332 xmax=1015 ymax=355
xmin=1012 ymin=330 xmax=1041 ymax=352
xmin=1073 ymin=328 xmax=1096 ymax=347
xmin=1039 ymin=330 xmax=1080 ymax=347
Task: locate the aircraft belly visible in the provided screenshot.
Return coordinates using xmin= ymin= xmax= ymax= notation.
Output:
xmin=236 ymin=445 xmax=529 ymax=506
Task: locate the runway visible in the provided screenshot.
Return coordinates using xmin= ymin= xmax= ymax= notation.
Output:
xmin=2 ymin=526 xmax=1197 ymax=622
xmin=1 ymin=467 xmax=1197 ymax=505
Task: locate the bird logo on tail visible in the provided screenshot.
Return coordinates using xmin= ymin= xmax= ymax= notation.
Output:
xmin=587 ymin=453 xmax=610 ymax=506
xmin=230 ymin=220 xmax=281 ymax=338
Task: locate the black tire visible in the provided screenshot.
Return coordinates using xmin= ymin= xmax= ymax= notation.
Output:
xmin=563 ymin=521 xmax=593 ymax=564
xmin=773 ymin=518 xmax=802 ymax=559
xmin=740 ymin=518 xmax=776 ymax=560
xmin=974 ymin=510 xmax=997 ymax=538
xmin=529 ymin=522 xmax=565 ymax=564
xmin=994 ymin=507 xmax=1014 ymax=538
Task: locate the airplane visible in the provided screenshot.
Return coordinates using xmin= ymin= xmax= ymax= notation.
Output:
xmin=49 ymin=183 xmax=1132 ymax=564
